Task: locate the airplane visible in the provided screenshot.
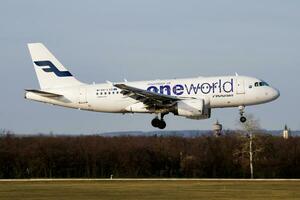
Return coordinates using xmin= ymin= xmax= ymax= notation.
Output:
xmin=25 ymin=43 xmax=280 ymax=129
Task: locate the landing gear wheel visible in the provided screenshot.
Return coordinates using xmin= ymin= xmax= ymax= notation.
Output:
xmin=151 ymin=113 xmax=168 ymax=129
xmin=151 ymin=117 xmax=160 ymax=128
xmin=240 ymin=116 xmax=247 ymax=123
xmin=238 ymin=105 xmax=247 ymax=123
xmin=157 ymin=120 xmax=166 ymax=129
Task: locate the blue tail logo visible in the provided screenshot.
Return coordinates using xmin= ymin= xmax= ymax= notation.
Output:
xmin=34 ymin=61 xmax=72 ymax=77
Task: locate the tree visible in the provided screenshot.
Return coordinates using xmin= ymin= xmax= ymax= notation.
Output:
xmin=237 ymin=114 xmax=262 ymax=179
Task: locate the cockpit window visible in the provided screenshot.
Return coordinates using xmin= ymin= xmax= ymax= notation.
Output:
xmin=254 ymin=81 xmax=269 ymax=87
xmin=260 ymin=82 xmax=269 ymax=86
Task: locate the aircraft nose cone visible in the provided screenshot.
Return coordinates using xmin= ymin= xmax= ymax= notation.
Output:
xmin=271 ymin=88 xmax=280 ymax=101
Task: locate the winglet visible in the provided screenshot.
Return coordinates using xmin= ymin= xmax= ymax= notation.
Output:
xmin=106 ymin=80 xmax=113 ymax=85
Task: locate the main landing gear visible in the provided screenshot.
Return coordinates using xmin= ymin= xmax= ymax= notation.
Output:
xmin=239 ymin=105 xmax=247 ymax=123
xmin=151 ymin=113 xmax=167 ymax=129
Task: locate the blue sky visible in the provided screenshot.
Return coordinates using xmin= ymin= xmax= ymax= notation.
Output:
xmin=0 ymin=0 xmax=299 ymax=134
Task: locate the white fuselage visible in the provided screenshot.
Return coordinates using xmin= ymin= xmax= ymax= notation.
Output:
xmin=25 ymin=75 xmax=280 ymax=115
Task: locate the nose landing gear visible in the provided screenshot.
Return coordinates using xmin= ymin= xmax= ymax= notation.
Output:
xmin=151 ymin=113 xmax=167 ymax=129
xmin=239 ymin=105 xmax=247 ymax=123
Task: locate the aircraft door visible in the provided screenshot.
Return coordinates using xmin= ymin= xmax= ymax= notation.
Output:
xmin=236 ymin=78 xmax=245 ymax=94
xmin=79 ymin=87 xmax=88 ymax=104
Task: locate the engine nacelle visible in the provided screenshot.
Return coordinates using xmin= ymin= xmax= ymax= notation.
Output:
xmin=173 ymin=99 xmax=211 ymax=119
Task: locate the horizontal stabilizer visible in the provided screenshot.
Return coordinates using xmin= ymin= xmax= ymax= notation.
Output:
xmin=25 ymin=89 xmax=63 ymax=97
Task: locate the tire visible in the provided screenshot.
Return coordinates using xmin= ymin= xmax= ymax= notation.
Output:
xmin=158 ymin=120 xmax=166 ymax=129
xmin=151 ymin=118 xmax=160 ymax=127
xmin=240 ymin=116 xmax=247 ymax=123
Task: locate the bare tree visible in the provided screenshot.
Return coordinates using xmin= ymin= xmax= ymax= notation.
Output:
xmin=239 ymin=114 xmax=262 ymax=179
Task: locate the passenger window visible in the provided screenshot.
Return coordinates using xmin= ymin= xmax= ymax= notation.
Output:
xmin=249 ymin=85 xmax=253 ymax=89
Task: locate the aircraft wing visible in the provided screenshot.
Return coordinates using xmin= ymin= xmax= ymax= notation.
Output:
xmin=114 ymin=84 xmax=180 ymax=108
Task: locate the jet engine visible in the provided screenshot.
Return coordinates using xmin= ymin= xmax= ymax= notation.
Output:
xmin=173 ymin=99 xmax=211 ymax=119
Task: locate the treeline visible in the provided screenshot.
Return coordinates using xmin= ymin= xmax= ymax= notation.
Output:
xmin=0 ymin=131 xmax=300 ymax=178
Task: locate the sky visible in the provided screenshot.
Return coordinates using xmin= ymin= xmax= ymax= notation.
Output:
xmin=0 ymin=0 xmax=299 ymax=134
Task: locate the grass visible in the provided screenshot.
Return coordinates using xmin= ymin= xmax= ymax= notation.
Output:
xmin=0 ymin=180 xmax=300 ymax=200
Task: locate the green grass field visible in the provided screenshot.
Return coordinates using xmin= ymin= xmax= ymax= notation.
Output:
xmin=0 ymin=180 xmax=300 ymax=200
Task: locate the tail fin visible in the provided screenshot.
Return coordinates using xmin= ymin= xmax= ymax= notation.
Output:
xmin=27 ymin=43 xmax=83 ymax=89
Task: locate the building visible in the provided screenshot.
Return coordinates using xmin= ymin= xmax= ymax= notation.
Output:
xmin=282 ymin=124 xmax=291 ymax=139
xmin=212 ymin=120 xmax=222 ymax=137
